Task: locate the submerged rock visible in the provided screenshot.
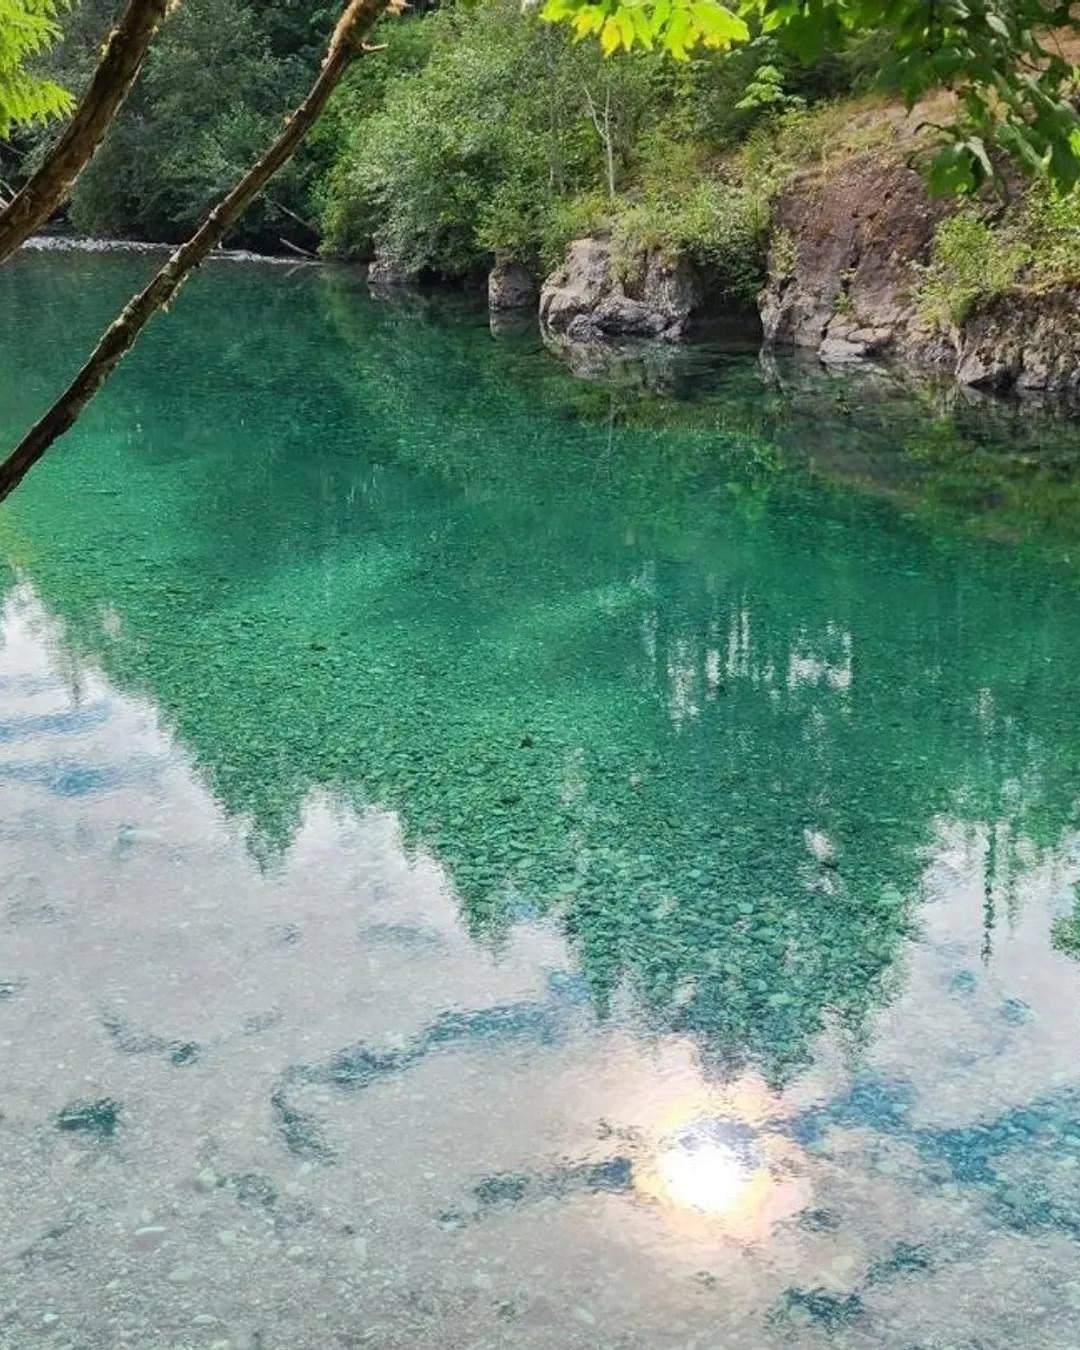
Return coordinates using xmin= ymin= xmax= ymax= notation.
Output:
xmin=771 ymin=1286 xmax=865 ymax=1331
xmin=56 ymin=1098 xmax=120 ymax=1138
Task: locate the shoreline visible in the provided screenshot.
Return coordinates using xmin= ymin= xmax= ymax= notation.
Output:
xmin=21 ymin=233 xmax=319 ymax=266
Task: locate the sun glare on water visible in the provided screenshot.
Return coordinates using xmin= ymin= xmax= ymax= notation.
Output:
xmin=633 ymin=1080 xmax=811 ymax=1242
xmin=656 ymin=1127 xmax=755 ymax=1216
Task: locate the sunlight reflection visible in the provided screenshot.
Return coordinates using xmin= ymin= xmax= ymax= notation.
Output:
xmin=655 ymin=1119 xmax=756 ymax=1215
xmin=634 ymin=1079 xmax=811 ymax=1244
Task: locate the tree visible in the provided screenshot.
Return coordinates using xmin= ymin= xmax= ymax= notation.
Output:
xmin=3 ymin=0 xmax=1080 ymax=503
xmin=541 ymin=0 xmax=1080 ymax=195
xmin=0 ymin=0 xmax=170 ymax=262
xmin=65 ymin=0 xmax=330 ymax=249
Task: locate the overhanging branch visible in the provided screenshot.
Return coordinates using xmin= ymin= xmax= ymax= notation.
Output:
xmin=0 ymin=0 xmax=389 ymax=504
xmin=0 ymin=0 xmax=172 ymax=265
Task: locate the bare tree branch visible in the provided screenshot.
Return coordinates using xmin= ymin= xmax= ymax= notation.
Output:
xmin=0 ymin=0 xmax=389 ymax=504
xmin=0 ymin=0 xmax=172 ymax=266
xmin=582 ymin=80 xmax=616 ymax=201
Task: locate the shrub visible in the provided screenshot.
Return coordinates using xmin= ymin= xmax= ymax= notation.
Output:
xmin=1020 ymin=183 xmax=1080 ymax=285
xmin=318 ymin=2 xmax=626 ymax=275
xmin=915 ymin=212 xmax=1031 ymax=330
xmin=316 ymin=0 xmax=849 ymax=285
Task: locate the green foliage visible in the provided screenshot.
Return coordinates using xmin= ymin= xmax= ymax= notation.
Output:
xmin=734 ymin=48 xmax=803 ymax=113
xmin=532 ymin=190 xmax=610 ymax=270
xmin=915 ymin=212 xmax=1031 ymax=330
xmin=916 ymin=182 xmax=1080 ymax=332
xmin=312 ymin=16 xmax=438 ymax=244
xmin=1016 ymin=181 xmax=1080 ymax=285
xmin=64 ymin=0 xmax=319 ymax=247
xmin=0 ymin=0 xmax=73 ymax=134
xmin=542 ymin=0 xmax=748 ymax=61
xmin=6 ymin=0 xmax=1079 ymax=274
xmin=543 ymin=0 xmax=1080 ymax=195
xmin=770 ymin=222 xmax=795 ymax=277
xmin=608 ymin=130 xmax=774 ymax=305
xmin=318 ymin=0 xmax=808 ymax=290
xmin=8 ymin=0 xmax=335 ymax=248
xmin=319 ymin=2 xmax=658 ymax=275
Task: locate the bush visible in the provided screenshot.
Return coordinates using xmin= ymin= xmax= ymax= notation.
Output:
xmin=1020 ymin=183 xmax=1080 ymax=285
xmin=319 ymin=3 xmax=624 ymax=275
xmin=316 ymin=0 xmax=846 ymax=287
xmin=915 ymin=212 xmax=1031 ymax=330
xmin=913 ymin=179 xmax=1080 ymax=334
xmin=611 ymin=181 xmax=767 ymax=309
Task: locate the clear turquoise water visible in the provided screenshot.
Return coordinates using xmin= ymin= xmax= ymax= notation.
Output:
xmin=2 ymin=251 xmax=1080 ymax=1349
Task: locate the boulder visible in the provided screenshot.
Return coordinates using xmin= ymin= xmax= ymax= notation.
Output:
xmin=367 ymin=242 xmax=420 ymax=289
xmin=539 ymin=238 xmax=614 ymax=335
xmin=641 ymin=250 xmax=701 ymax=327
xmin=488 ymin=262 xmax=538 ymax=313
xmin=539 ymin=237 xmax=701 ymax=343
xmin=951 ymin=289 xmax=1080 ymax=394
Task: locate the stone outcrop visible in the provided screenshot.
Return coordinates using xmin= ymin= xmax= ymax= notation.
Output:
xmin=942 ymin=289 xmax=1080 ymax=394
xmin=760 ymin=150 xmax=1080 ymax=396
xmin=760 ymin=155 xmax=949 ymax=364
xmin=488 ymin=262 xmax=538 ymax=313
xmin=539 ymin=237 xmax=702 ymax=343
xmin=367 ymin=242 xmax=420 ymax=289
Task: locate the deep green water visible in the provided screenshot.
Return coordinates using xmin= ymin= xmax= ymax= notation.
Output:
xmin=3 ymin=250 xmax=1080 ymax=1349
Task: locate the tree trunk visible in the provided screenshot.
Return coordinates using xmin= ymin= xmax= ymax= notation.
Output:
xmin=582 ymin=81 xmax=616 ymax=201
xmin=0 ymin=0 xmax=388 ymax=505
xmin=0 ymin=0 xmax=171 ymax=266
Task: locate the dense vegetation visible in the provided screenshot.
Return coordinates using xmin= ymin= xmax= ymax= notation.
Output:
xmin=4 ymin=0 xmax=864 ymax=286
xmin=3 ymin=0 xmax=341 ymax=249
xmin=916 ymin=184 xmax=1080 ymax=330
xmin=317 ymin=2 xmax=866 ymax=299
xmin=8 ymin=0 xmax=1080 ymax=315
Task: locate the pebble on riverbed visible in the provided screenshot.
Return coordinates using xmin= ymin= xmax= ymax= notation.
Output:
xmin=55 ymin=1098 xmax=121 ymax=1138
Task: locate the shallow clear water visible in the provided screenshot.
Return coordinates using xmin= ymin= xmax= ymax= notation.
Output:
xmin=3 ymin=253 xmax=1080 ymax=1349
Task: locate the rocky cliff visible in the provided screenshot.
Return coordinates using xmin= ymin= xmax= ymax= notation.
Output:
xmin=760 ymin=150 xmax=1080 ymax=396
xmin=760 ymin=155 xmax=948 ymax=364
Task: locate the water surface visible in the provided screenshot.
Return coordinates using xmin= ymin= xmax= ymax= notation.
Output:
xmin=2 ymin=253 xmax=1080 ymax=1349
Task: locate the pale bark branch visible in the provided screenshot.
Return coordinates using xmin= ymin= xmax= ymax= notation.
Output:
xmin=0 ymin=0 xmax=388 ymax=504
xmin=0 ymin=0 xmax=172 ymax=265
xmin=582 ymin=80 xmax=616 ymax=201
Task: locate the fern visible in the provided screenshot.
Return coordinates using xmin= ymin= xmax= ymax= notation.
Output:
xmin=0 ymin=0 xmax=74 ymax=135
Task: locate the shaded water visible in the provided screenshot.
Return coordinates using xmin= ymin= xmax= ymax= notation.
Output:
xmin=3 ymin=252 xmax=1080 ymax=1349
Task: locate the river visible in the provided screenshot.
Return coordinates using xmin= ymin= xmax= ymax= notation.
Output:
xmin=2 ymin=250 xmax=1080 ymax=1349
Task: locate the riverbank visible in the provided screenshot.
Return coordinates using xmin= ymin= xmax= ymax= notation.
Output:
xmin=455 ymin=92 xmax=1080 ymax=402
xmin=21 ymin=234 xmax=318 ymax=266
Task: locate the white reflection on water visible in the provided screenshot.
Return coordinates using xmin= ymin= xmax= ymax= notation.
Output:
xmin=657 ymin=1123 xmax=753 ymax=1216
xmin=2 ymin=587 xmax=1080 ymax=1349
